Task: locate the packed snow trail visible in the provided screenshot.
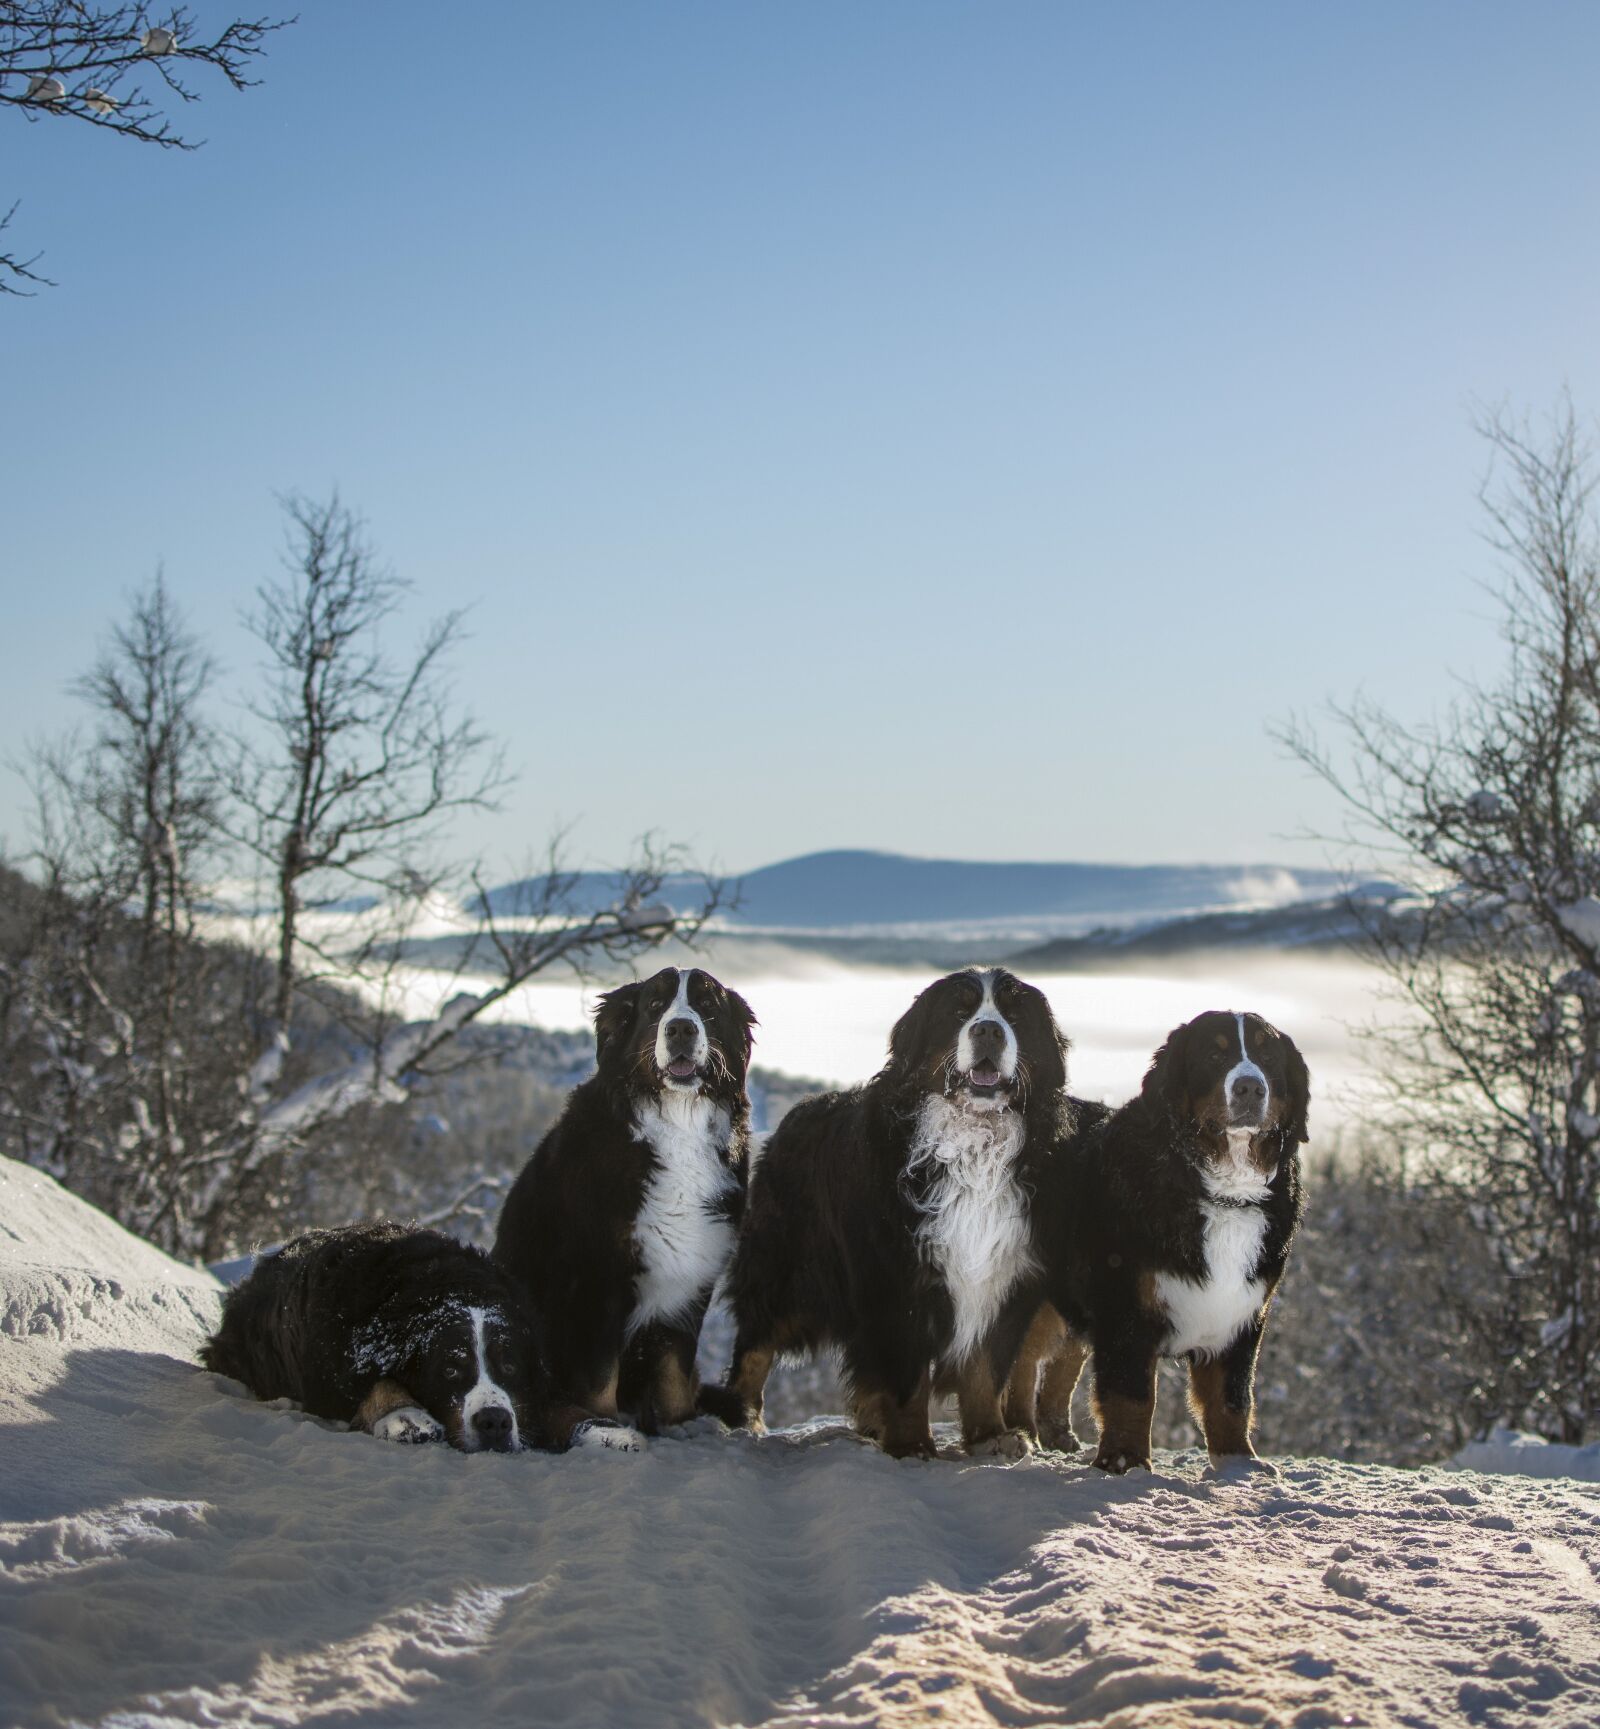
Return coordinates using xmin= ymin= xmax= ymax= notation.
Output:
xmin=3 ymin=1157 xmax=1600 ymax=1729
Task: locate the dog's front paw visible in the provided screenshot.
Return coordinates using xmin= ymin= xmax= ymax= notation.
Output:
xmin=881 ymin=1435 xmax=940 ymax=1461
xmin=569 ymin=1418 xmax=646 ymax=1454
xmin=1037 ymin=1420 xmax=1082 ymax=1454
xmin=1207 ymin=1451 xmax=1279 ymax=1479
xmin=968 ymin=1429 xmax=1035 ymax=1461
xmin=662 ymin=1414 xmax=724 ymax=1441
xmin=1092 ymin=1443 xmax=1151 ymax=1475
xmin=372 ymin=1407 xmax=444 ymax=1445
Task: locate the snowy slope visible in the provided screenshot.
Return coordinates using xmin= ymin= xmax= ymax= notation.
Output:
xmin=4 ymin=1157 xmax=1600 ymax=1729
xmin=0 ymin=1159 xmax=220 ymax=1358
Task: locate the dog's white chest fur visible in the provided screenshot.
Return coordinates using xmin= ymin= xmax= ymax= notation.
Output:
xmin=627 ymin=1094 xmax=737 ymax=1338
xmin=907 ymin=1095 xmax=1035 ymax=1365
xmin=1154 ymin=1138 xmax=1270 ymax=1359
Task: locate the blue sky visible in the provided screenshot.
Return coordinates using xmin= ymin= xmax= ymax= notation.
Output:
xmin=5 ymin=2 xmax=1598 ymax=878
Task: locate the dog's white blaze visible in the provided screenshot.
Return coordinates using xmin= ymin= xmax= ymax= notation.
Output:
xmin=907 ymin=1094 xmax=1035 ymax=1365
xmin=459 ymin=1306 xmax=520 ymax=1451
xmin=954 ymin=970 xmax=1020 ymax=1087
xmin=653 ymin=968 xmax=709 ymax=1075
xmin=1224 ymin=1012 xmax=1269 ymax=1114
xmin=1153 ymin=1154 xmax=1271 ymax=1359
xmin=627 ymin=1093 xmax=737 ymax=1338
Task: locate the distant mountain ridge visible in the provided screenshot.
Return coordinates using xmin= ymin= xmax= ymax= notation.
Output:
xmin=477 ymin=849 xmax=1357 ymax=941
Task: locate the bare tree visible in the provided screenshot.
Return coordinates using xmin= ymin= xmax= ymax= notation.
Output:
xmin=2 ymin=2 xmax=289 ymax=293
xmin=1280 ymin=398 xmax=1600 ymax=1443
xmin=73 ymin=574 xmax=222 ymax=1197
xmin=4 ymin=500 xmax=728 ymax=1260
xmin=230 ymin=492 xmax=510 ymax=1038
xmin=72 ymin=572 xmax=219 ymax=943
xmin=2 ymin=576 xmax=256 ymax=1242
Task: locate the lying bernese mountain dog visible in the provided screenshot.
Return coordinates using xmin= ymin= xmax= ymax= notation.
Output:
xmin=702 ymin=968 xmax=1077 ymax=1459
xmin=201 ymin=1222 xmax=642 ymax=1452
xmin=492 ymin=965 xmax=756 ymax=1433
xmin=1006 ymin=1010 xmax=1309 ymax=1473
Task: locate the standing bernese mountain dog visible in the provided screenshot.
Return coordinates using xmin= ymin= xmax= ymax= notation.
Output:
xmin=702 ymin=968 xmax=1077 ymax=1459
xmin=201 ymin=1222 xmax=642 ymax=1452
xmin=492 ymin=965 xmax=756 ymax=1434
xmin=1005 ymin=1010 xmax=1309 ymax=1473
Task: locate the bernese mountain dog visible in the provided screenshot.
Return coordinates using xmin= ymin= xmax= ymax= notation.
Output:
xmin=492 ymin=965 xmax=756 ymax=1434
xmin=201 ymin=1222 xmax=643 ymax=1452
xmin=701 ymin=967 xmax=1077 ymax=1459
xmin=1006 ymin=1010 xmax=1309 ymax=1473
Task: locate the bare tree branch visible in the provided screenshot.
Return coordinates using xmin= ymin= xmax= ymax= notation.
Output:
xmin=1276 ymin=397 xmax=1600 ymax=1443
xmin=2 ymin=3 xmax=291 ymax=291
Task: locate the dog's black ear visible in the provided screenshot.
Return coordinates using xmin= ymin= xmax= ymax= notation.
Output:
xmin=725 ymin=987 xmax=758 ymax=1073
xmin=1281 ymin=1034 xmax=1311 ymax=1145
xmin=1139 ymin=1019 xmax=1193 ymax=1115
xmin=1040 ymin=1022 xmax=1070 ymax=1098
xmin=593 ymin=981 xmax=644 ymax=1069
xmin=885 ymin=985 xmax=941 ymax=1077
xmin=1024 ymin=988 xmax=1069 ymax=1098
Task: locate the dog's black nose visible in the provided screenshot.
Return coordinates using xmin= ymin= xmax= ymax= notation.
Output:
xmin=1230 ymin=1074 xmax=1267 ymax=1112
xmin=968 ymin=1018 xmax=1007 ymax=1055
xmin=472 ymin=1406 xmax=515 ymax=1449
xmin=664 ymin=1017 xmax=699 ymax=1047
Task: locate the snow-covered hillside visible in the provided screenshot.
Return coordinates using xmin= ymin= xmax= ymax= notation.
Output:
xmin=4 ymin=1156 xmax=1600 ymax=1729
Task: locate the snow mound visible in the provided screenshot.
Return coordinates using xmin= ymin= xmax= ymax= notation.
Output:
xmin=1453 ymin=1427 xmax=1600 ymax=1483
xmin=0 ymin=1158 xmax=220 ymax=1355
xmin=4 ymin=1156 xmax=1600 ymax=1728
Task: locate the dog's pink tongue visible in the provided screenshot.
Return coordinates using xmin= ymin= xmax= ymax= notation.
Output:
xmin=667 ymin=1057 xmax=698 ymax=1079
xmin=971 ymin=1063 xmax=1001 ymax=1086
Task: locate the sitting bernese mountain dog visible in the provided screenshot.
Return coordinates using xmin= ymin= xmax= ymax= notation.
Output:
xmin=201 ymin=1222 xmax=642 ymax=1452
xmin=702 ymin=968 xmax=1078 ymax=1459
xmin=492 ymin=965 xmax=756 ymax=1434
xmin=1005 ymin=1010 xmax=1309 ymax=1473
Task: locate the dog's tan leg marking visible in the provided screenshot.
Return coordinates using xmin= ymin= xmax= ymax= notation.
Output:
xmin=858 ymin=1368 xmax=936 ymax=1460
xmin=547 ymin=1403 xmax=594 ymax=1449
xmin=1036 ymin=1331 xmax=1089 ymax=1453
xmin=1187 ymin=1356 xmax=1255 ymax=1460
xmin=958 ymin=1352 xmax=1034 ymax=1459
xmin=1003 ymin=1304 xmax=1066 ymax=1437
xmin=728 ymin=1343 xmax=776 ymax=1433
xmin=355 ymin=1378 xmax=419 ymax=1430
xmin=653 ymin=1350 xmax=698 ymax=1428
xmin=1093 ymin=1387 xmax=1156 ymax=1474
xmin=585 ymin=1362 xmax=620 ymax=1420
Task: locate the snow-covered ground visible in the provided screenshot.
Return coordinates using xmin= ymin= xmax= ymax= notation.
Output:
xmin=1454 ymin=1429 xmax=1600 ymax=1485
xmin=5 ymin=1156 xmax=1600 ymax=1729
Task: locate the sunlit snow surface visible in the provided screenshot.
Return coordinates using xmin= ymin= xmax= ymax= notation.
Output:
xmin=6 ymin=1157 xmax=1600 ymax=1728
